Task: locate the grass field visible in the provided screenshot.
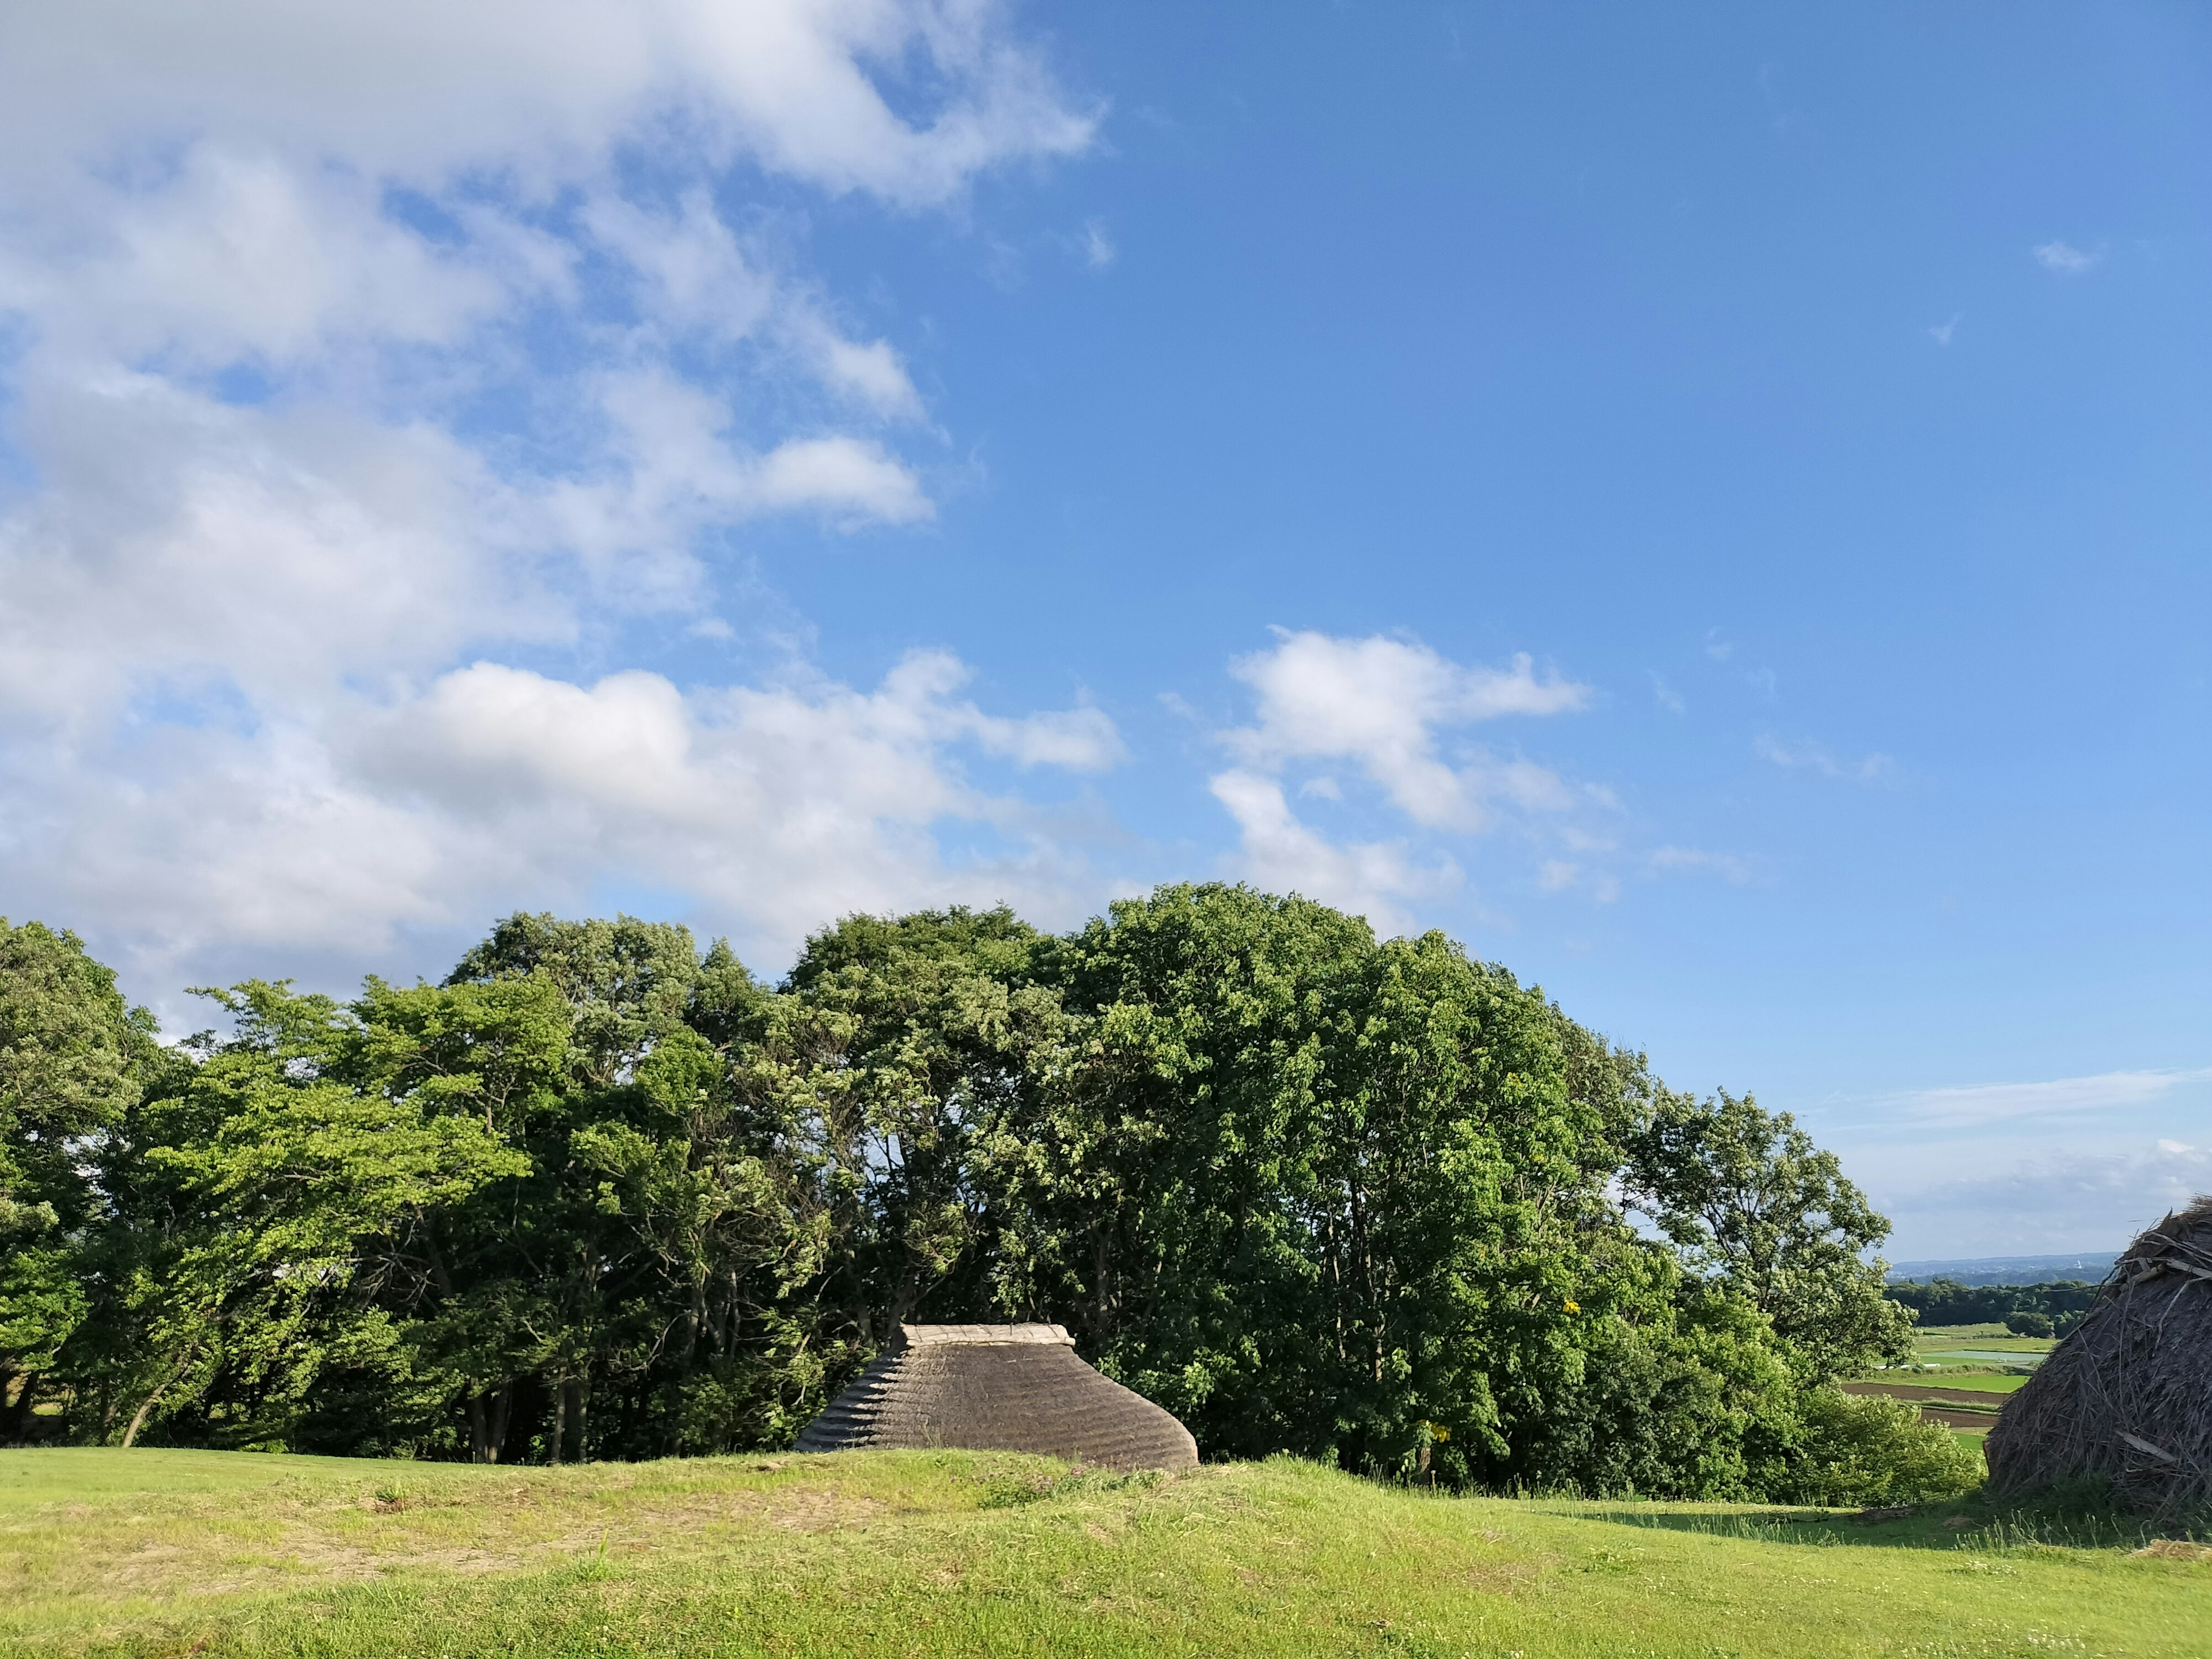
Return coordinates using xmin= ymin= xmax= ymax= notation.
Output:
xmin=1903 ymin=1373 xmax=2033 ymax=1395
xmin=4 ymin=1449 xmax=2209 ymax=1658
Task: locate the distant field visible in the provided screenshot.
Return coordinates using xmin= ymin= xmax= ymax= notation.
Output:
xmin=1842 ymin=1383 xmax=2008 ymax=1431
xmin=4 ymin=1448 xmax=2210 ymax=1658
xmin=1905 ymin=1329 xmax=2055 ymax=1374
xmin=1867 ymin=1373 xmax=2032 ymax=1396
xmin=1914 ymin=1330 xmax=2053 ymax=1353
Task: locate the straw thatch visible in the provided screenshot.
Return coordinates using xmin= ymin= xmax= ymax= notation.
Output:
xmin=794 ymin=1323 xmax=1199 ymax=1472
xmin=1986 ymin=1195 xmax=2212 ymax=1515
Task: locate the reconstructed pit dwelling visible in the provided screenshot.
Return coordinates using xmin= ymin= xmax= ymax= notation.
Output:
xmin=795 ymin=1323 xmax=1199 ymax=1472
xmin=1987 ymin=1195 xmax=2212 ymax=1516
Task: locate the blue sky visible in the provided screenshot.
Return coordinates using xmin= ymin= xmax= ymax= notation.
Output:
xmin=1 ymin=3 xmax=2206 ymax=1257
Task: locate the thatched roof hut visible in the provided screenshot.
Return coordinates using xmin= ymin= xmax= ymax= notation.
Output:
xmin=794 ymin=1323 xmax=1198 ymax=1472
xmin=1986 ymin=1196 xmax=2212 ymax=1514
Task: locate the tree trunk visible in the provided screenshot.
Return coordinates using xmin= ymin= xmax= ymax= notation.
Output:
xmin=467 ymin=1391 xmax=490 ymax=1463
xmin=550 ymin=1373 xmax=567 ymax=1467
xmin=0 ymin=1369 xmax=28 ymax=1445
xmin=121 ymin=1386 xmax=165 ymax=1448
xmin=486 ymin=1384 xmax=512 ymax=1464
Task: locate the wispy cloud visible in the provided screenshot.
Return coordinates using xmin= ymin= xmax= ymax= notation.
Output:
xmin=1646 ymin=846 xmax=1755 ymax=884
xmin=2033 ymin=240 xmax=2101 ymax=275
xmin=1081 ymin=218 xmax=1116 ymax=268
xmin=1650 ymin=672 xmax=1685 ymax=713
xmin=1868 ymin=1068 xmax=2212 ymax=1131
xmin=1874 ymin=1138 xmax=2211 ymax=1258
xmin=1536 ymin=859 xmax=1619 ymax=902
xmin=1928 ymin=313 xmax=1960 ymax=346
xmin=1755 ymin=734 xmax=1895 ymax=785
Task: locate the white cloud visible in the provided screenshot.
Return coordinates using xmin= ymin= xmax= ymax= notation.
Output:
xmin=1650 ymin=672 xmax=1684 ymax=714
xmin=1225 ymin=631 xmax=1590 ymax=832
xmin=752 ymin=435 xmax=934 ymax=524
xmin=1928 ymin=313 xmax=1960 ymax=346
xmin=1205 ymin=631 xmax=1604 ymax=930
xmin=810 ymin=332 xmax=927 ymax=421
xmin=1754 ymin=734 xmax=1894 ymax=785
xmin=2033 ymin=240 xmax=2101 ymax=275
xmin=0 ymin=2 xmax=1096 ymax=210
xmin=581 ymin=192 xmax=776 ymax=343
xmin=1081 ymin=218 xmax=1116 ymax=268
xmin=0 ymin=378 xmax=553 ymax=726
xmin=7 ymin=650 xmax=1125 ymax=985
xmin=0 ymin=1 xmax=1109 ymax=990
xmin=1207 ymin=770 xmax=1452 ymax=937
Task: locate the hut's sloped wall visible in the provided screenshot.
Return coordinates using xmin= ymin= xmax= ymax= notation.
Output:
xmin=1986 ymin=1196 xmax=2212 ymax=1514
xmin=795 ymin=1324 xmax=1199 ymax=1472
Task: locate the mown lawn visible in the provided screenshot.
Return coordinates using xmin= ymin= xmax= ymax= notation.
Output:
xmin=3 ymin=1448 xmax=2208 ymax=1658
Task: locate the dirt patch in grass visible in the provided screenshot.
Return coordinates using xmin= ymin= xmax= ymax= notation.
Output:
xmin=2135 ymin=1540 xmax=2212 ymax=1563
xmin=1844 ymin=1383 xmax=2012 ymax=1407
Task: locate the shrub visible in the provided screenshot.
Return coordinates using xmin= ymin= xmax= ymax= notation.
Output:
xmin=2004 ymin=1310 xmax=2055 ymax=1338
xmin=1781 ymin=1390 xmax=1982 ymax=1508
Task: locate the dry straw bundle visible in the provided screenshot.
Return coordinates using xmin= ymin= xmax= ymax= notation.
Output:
xmin=795 ymin=1323 xmax=1200 ymax=1472
xmin=1986 ymin=1195 xmax=2212 ymax=1516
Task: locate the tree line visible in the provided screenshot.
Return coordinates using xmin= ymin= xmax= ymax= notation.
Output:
xmin=0 ymin=888 xmax=1974 ymax=1500
xmin=1885 ymin=1278 xmax=2099 ymax=1338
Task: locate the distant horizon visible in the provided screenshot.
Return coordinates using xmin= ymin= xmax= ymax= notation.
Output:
xmin=1885 ymin=1249 xmax=2119 ymax=1287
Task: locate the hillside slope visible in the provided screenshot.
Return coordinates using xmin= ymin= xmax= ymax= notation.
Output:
xmin=2 ymin=1449 xmax=2206 ymax=1657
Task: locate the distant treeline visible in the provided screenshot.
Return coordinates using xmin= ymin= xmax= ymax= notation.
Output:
xmin=1887 ymin=1278 xmax=2100 ymax=1336
xmin=1 ymin=889 xmax=1974 ymax=1503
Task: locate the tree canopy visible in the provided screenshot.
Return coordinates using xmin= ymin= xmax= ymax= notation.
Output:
xmin=0 ymin=889 xmax=1966 ymax=1502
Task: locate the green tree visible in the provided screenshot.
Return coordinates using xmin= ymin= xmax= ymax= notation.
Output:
xmin=1620 ymin=1088 xmax=1914 ymax=1382
xmin=0 ymin=919 xmax=158 ymax=1440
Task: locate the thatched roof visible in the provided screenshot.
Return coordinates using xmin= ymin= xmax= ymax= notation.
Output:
xmin=794 ymin=1323 xmax=1198 ymax=1472
xmin=1986 ymin=1195 xmax=2212 ymax=1514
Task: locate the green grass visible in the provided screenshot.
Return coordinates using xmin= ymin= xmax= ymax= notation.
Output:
xmin=1916 ymin=1373 xmax=2033 ymax=1395
xmin=4 ymin=1448 xmax=2209 ymax=1658
xmin=1914 ymin=1330 xmax=2054 ymax=1355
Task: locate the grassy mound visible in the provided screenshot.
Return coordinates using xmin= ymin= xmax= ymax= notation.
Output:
xmin=3 ymin=1448 xmax=2209 ymax=1657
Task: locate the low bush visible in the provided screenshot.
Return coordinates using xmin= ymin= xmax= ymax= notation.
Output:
xmin=1781 ymin=1390 xmax=1983 ymax=1507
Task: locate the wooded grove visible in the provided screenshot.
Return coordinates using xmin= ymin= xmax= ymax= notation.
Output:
xmin=0 ymin=888 xmax=1971 ymax=1501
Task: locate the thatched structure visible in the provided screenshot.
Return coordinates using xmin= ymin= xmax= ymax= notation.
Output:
xmin=794 ymin=1323 xmax=1198 ymax=1472
xmin=1986 ymin=1195 xmax=2212 ymax=1514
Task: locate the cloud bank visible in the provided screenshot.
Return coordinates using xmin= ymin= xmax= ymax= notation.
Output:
xmin=0 ymin=2 xmax=1115 ymax=987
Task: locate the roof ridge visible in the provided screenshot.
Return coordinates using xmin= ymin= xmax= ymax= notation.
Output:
xmin=896 ymin=1322 xmax=1073 ymax=1347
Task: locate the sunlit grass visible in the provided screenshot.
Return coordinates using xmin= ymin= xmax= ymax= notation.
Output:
xmin=3 ymin=1448 xmax=2208 ymax=1657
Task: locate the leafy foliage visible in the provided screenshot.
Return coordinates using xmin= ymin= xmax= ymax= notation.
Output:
xmin=2 ymin=889 xmax=1950 ymax=1502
